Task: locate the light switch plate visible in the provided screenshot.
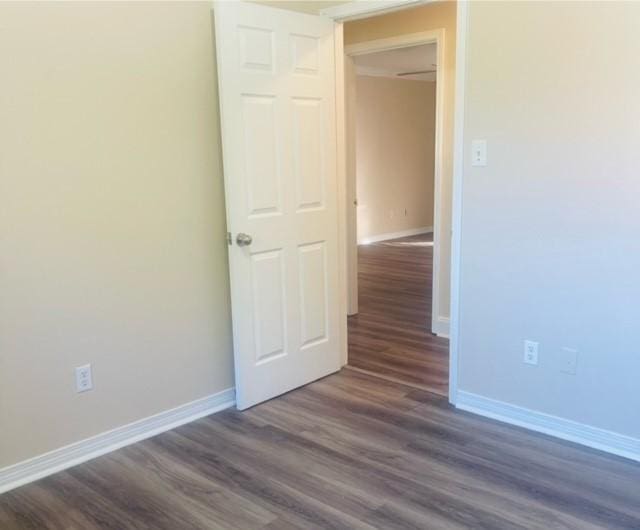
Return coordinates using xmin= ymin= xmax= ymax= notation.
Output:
xmin=471 ymin=139 xmax=487 ymax=167
xmin=560 ymin=347 xmax=578 ymax=375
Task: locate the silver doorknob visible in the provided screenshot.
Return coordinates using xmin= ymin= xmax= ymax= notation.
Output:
xmin=236 ymin=233 xmax=253 ymax=247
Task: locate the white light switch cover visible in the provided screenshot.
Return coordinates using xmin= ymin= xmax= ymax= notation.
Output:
xmin=471 ymin=139 xmax=487 ymax=167
xmin=560 ymin=347 xmax=578 ymax=375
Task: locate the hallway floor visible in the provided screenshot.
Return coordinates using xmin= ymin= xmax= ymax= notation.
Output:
xmin=348 ymin=233 xmax=449 ymax=395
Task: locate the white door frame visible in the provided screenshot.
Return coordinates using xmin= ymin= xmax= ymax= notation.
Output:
xmin=448 ymin=1 xmax=469 ymax=406
xmin=330 ymin=1 xmax=468 ymax=405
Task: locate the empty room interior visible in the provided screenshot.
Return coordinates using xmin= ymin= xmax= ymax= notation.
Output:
xmin=1 ymin=1 xmax=640 ymax=529
xmin=347 ymin=43 xmax=450 ymax=395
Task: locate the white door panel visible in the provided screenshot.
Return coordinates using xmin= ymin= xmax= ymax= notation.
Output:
xmin=214 ymin=1 xmax=340 ymax=409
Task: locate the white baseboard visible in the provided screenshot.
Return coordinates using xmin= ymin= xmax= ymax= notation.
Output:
xmin=358 ymin=226 xmax=433 ymax=245
xmin=432 ymin=316 xmax=449 ymax=338
xmin=456 ymin=391 xmax=640 ymax=463
xmin=0 ymin=387 xmax=236 ymax=495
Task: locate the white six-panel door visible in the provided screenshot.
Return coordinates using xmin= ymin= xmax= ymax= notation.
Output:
xmin=214 ymin=1 xmax=340 ymax=409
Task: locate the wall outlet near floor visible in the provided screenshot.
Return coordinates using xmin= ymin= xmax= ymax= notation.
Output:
xmin=524 ymin=340 xmax=539 ymax=365
xmin=75 ymin=364 xmax=93 ymax=393
xmin=560 ymin=347 xmax=578 ymax=375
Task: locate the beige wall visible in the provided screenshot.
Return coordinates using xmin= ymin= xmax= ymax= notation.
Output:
xmin=345 ymin=1 xmax=456 ymax=317
xmin=355 ymin=76 xmax=436 ymax=241
xmin=460 ymin=1 xmax=640 ymax=439
xmin=0 ymin=2 xmax=234 ymax=468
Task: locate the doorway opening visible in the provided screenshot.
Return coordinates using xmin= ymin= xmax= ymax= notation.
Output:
xmin=343 ymin=37 xmax=449 ymax=396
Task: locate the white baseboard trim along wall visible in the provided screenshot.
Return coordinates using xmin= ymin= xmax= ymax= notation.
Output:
xmin=456 ymin=391 xmax=640 ymax=463
xmin=0 ymin=387 xmax=236 ymax=495
xmin=358 ymin=226 xmax=433 ymax=245
xmin=432 ymin=316 xmax=450 ymax=338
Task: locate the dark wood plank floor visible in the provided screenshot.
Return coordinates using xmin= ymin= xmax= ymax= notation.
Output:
xmin=2 ymin=369 xmax=640 ymax=529
xmin=348 ymin=233 xmax=449 ymax=395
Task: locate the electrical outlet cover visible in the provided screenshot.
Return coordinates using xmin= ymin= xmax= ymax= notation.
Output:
xmin=75 ymin=364 xmax=93 ymax=393
xmin=524 ymin=340 xmax=539 ymax=365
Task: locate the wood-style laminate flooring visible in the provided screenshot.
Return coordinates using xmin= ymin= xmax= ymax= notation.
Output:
xmin=348 ymin=233 xmax=449 ymax=395
xmin=2 ymin=369 xmax=640 ymax=529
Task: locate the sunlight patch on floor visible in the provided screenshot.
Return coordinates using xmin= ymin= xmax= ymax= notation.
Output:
xmin=378 ymin=241 xmax=433 ymax=248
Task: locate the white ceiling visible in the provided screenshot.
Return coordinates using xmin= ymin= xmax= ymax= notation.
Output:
xmin=353 ymin=43 xmax=437 ymax=82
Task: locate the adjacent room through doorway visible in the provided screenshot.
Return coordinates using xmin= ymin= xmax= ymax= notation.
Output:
xmin=346 ymin=43 xmax=449 ymax=396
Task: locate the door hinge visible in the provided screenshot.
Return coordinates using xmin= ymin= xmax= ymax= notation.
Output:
xmin=226 ymin=232 xmax=232 ymax=245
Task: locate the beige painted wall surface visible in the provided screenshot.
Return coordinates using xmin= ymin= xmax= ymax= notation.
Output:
xmin=460 ymin=1 xmax=640 ymax=438
xmin=356 ymin=76 xmax=436 ymax=241
xmin=0 ymin=2 xmax=234 ymax=467
xmin=345 ymin=1 xmax=456 ymax=317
